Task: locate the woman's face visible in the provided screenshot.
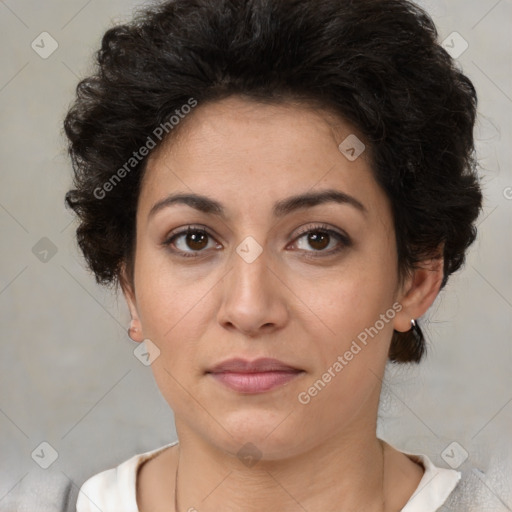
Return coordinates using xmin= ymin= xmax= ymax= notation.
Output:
xmin=124 ymin=96 xmax=418 ymax=459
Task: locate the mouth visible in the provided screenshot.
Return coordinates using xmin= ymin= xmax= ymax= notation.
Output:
xmin=205 ymin=357 xmax=305 ymax=394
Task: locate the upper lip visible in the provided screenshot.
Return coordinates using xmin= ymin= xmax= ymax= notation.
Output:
xmin=206 ymin=357 xmax=302 ymax=374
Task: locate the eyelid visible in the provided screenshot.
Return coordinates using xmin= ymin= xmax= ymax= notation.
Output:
xmin=292 ymin=222 xmax=350 ymax=242
xmin=162 ymin=223 xmax=351 ymax=258
xmin=289 ymin=223 xmax=352 ymax=256
xmin=162 ymin=224 xmax=211 ymax=244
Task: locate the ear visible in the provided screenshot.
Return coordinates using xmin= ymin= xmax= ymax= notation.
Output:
xmin=119 ymin=262 xmax=145 ymax=343
xmin=393 ymin=252 xmax=444 ymax=333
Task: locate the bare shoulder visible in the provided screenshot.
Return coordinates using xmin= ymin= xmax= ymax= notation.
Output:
xmin=137 ymin=444 xmax=179 ymax=512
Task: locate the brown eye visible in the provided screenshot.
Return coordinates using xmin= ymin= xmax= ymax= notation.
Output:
xmin=164 ymin=226 xmax=220 ymax=258
xmin=305 ymin=231 xmax=331 ymax=251
xmin=185 ymin=230 xmax=209 ymax=250
xmin=292 ymin=224 xmax=351 ymax=257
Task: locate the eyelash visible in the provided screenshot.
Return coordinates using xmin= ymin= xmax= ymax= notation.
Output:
xmin=162 ymin=223 xmax=351 ymax=259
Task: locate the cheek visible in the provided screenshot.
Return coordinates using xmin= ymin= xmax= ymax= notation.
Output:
xmin=298 ymin=245 xmax=398 ymax=385
xmin=134 ymin=242 xmax=212 ymax=334
xmin=305 ymin=253 xmax=397 ymax=339
xmin=134 ymin=261 xmax=214 ymax=409
xmin=295 ymin=278 xmax=396 ymax=431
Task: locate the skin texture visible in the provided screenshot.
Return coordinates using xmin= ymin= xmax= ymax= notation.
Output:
xmin=122 ymin=96 xmax=443 ymax=512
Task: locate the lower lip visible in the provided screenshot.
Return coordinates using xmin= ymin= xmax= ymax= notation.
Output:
xmin=208 ymin=371 xmax=303 ymax=393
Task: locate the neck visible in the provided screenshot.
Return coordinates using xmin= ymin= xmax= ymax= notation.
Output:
xmin=173 ymin=426 xmax=387 ymax=512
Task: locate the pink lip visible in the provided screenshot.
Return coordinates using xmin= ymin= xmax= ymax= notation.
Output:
xmin=207 ymin=357 xmax=301 ymax=373
xmin=209 ymin=371 xmax=303 ymax=393
xmin=206 ymin=358 xmax=304 ymax=393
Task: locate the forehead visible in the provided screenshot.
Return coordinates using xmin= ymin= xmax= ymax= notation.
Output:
xmin=149 ymin=96 xmax=368 ymax=163
xmin=138 ymin=96 xmax=384 ymax=221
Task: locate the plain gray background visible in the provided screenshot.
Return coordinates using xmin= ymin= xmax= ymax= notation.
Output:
xmin=0 ymin=0 xmax=511 ymax=509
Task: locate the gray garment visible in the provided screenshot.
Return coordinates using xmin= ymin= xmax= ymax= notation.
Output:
xmin=441 ymin=465 xmax=512 ymax=512
xmin=0 ymin=471 xmax=77 ymax=512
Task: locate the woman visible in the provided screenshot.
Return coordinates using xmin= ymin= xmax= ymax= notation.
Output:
xmin=64 ymin=0 xmax=482 ymax=510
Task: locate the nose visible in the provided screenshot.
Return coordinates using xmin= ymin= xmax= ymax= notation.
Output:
xmin=216 ymin=244 xmax=289 ymax=337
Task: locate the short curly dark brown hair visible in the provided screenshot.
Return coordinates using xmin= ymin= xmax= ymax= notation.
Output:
xmin=63 ymin=0 xmax=483 ymax=364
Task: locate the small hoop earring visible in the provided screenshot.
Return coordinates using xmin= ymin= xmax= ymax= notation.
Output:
xmin=409 ymin=318 xmax=422 ymax=344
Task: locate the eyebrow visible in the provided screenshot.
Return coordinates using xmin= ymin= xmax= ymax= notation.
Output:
xmin=148 ymin=189 xmax=367 ymax=220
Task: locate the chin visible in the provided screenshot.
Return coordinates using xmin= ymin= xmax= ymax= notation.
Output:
xmin=211 ymin=412 xmax=306 ymax=460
